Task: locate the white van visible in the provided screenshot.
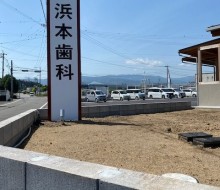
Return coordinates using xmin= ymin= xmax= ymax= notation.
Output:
xmin=182 ymin=89 xmax=197 ymax=97
xmin=29 ymin=92 xmax=34 ymax=96
xmin=111 ymin=90 xmax=130 ymax=101
xmin=147 ymin=88 xmax=173 ymax=99
xmin=126 ymin=89 xmax=145 ymax=100
xmin=86 ymin=90 xmax=107 ymax=102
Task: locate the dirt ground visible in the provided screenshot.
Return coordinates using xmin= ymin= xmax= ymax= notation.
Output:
xmin=23 ymin=109 xmax=220 ymax=187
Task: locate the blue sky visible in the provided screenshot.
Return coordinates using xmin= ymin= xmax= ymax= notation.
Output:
xmin=0 ymin=0 xmax=220 ymax=81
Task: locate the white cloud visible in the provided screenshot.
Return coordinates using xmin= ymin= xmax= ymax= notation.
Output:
xmin=125 ymin=58 xmax=162 ymax=67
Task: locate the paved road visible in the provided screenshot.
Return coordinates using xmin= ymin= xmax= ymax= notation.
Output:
xmin=0 ymin=94 xmax=47 ymax=122
xmin=82 ymin=97 xmax=197 ymax=107
xmin=0 ymin=95 xmax=196 ymax=121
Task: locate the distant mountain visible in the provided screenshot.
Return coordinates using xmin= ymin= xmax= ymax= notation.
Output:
xmin=82 ymin=75 xmax=195 ymax=86
xmin=37 ymin=75 xmax=195 ymax=86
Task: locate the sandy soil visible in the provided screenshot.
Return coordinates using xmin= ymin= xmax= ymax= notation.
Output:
xmin=23 ymin=109 xmax=220 ymax=187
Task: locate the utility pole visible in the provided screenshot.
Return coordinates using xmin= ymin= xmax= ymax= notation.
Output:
xmin=1 ymin=52 xmax=7 ymax=79
xmin=34 ymin=67 xmax=41 ymax=95
xmin=165 ymin=66 xmax=171 ymax=88
xmin=143 ymin=71 xmax=146 ymax=94
xmin=40 ymin=67 xmax=41 ymax=87
xmin=11 ymin=60 xmax=13 ymax=99
xmin=39 ymin=67 xmax=41 ymax=95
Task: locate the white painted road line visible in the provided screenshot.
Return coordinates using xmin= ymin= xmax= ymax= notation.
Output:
xmin=0 ymin=99 xmax=21 ymax=107
xmin=39 ymin=102 xmax=48 ymax=109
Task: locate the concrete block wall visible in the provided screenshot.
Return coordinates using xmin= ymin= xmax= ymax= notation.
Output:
xmin=38 ymin=102 xmax=191 ymax=120
xmin=0 ymin=109 xmax=39 ymax=146
xmin=0 ymin=145 xmax=219 ymax=190
xmin=81 ymin=101 xmax=191 ymax=118
xmin=199 ymin=82 xmax=220 ymax=107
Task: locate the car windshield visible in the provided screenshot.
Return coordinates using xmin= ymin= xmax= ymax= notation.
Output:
xmin=162 ymin=89 xmax=173 ymax=92
xmin=127 ymin=89 xmax=142 ymax=93
xmin=95 ymin=91 xmax=103 ymax=95
xmin=134 ymin=90 xmax=141 ymax=93
xmin=119 ymin=91 xmax=126 ymax=94
xmin=174 ymin=89 xmax=181 ymax=92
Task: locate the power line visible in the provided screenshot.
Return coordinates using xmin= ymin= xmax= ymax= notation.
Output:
xmin=0 ymin=36 xmax=43 ymax=45
xmin=81 ymin=29 xmax=210 ymax=41
xmin=0 ymin=0 xmax=45 ymax=27
xmin=83 ymin=56 xmax=145 ymax=70
xmin=82 ymin=33 xmax=164 ymax=68
xmin=0 ymin=45 xmax=45 ymax=58
xmin=82 ymin=56 xmax=195 ymax=78
xmin=35 ymin=29 xmax=46 ymax=67
xmin=39 ymin=0 xmax=46 ymax=24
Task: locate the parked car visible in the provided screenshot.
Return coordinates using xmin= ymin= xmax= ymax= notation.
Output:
xmin=111 ymin=90 xmax=130 ymax=101
xmin=147 ymin=87 xmax=174 ymax=99
xmin=182 ymin=89 xmax=197 ymax=97
xmin=126 ymin=89 xmax=145 ymax=100
xmin=29 ymin=92 xmax=34 ymax=96
xmin=86 ymin=90 xmax=107 ymax=102
xmin=172 ymin=88 xmax=186 ymax=98
xmin=161 ymin=88 xmax=175 ymax=98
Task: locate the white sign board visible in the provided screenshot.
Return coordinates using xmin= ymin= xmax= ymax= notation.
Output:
xmin=47 ymin=0 xmax=81 ymax=121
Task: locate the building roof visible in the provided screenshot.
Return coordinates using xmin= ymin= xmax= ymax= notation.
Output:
xmin=88 ymin=81 xmax=107 ymax=86
xmin=178 ymin=38 xmax=220 ymax=65
xmin=207 ymin=24 xmax=220 ymax=37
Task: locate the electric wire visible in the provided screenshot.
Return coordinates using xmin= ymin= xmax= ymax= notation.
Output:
xmin=82 ymin=56 xmax=196 ymax=78
xmin=0 ymin=36 xmax=43 ymax=45
xmin=82 ymin=29 xmax=210 ymax=40
xmin=35 ymin=29 xmax=46 ymax=67
xmin=82 ymin=33 xmax=164 ymax=68
xmin=0 ymin=0 xmax=44 ymax=27
xmin=40 ymin=0 xmax=46 ymax=24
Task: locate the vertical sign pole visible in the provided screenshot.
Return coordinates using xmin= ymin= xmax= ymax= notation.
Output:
xmin=47 ymin=0 xmax=52 ymax=121
xmin=47 ymin=0 xmax=81 ymax=121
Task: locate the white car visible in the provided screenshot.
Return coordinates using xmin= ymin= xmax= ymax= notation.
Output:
xmin=126 ymin=89 xmax=145 ymax=100
xmin=111 ymin=90 xmax=130 ymax=101
xmin=86 ymin=90 xmax=107 ymax=102
xmin=147 ymin=88 xmax=173 ymax=99
xmin=29 ymin=92 xmax=34 ymax=96
xmin=182 ymin=89 xmax=197 ymax=97
xmin=172 ymin=88 xmax=186 ymax=98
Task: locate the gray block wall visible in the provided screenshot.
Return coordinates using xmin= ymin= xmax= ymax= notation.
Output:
xmin=0 ymin=109 xmax=39 ymax=146
xmin=0 ymin=146 xmax=219 ymax=190
xmin=38 ymin=102 xmax=192 ymax=120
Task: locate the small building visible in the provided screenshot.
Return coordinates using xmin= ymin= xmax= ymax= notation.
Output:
xmin=207 ymin=24 xmax=220 ymax=37
xmin=0 ymin=90 xmax=10 ymax=101
xmin=88 ymin=82 xmax=109 ymax=96
xmin=195 ymin=73 xmax=214 ymax=83
xmin=179 ymin=26 xmax=220 ymax=107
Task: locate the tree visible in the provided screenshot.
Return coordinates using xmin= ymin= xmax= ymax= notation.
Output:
xmin=1 ymin=74 xmax=19 ymax=93
xmin=41 ymin=85 xmax=47 ymax=92
xmin=0 ymin=78 xmax=3 ymax=90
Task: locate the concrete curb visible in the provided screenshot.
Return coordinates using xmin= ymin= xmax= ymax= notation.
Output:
xmin=0 ymin=145 xmax=219 ymax=190
xmin=0 ymin=109 xmax=39 ymax=146
xmin=38 ymin=101 xmax=192 ymax=120
xmin=2 ymin=105 xmax=218 ymax=189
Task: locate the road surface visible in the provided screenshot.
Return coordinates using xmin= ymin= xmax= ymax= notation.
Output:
xmin=82 ymin=97 xmax=197 ymax=107
xmin=0 ymin=95 xmax=196 ymax=121
xmin=0 ymin=94 xmax=47 ymax=122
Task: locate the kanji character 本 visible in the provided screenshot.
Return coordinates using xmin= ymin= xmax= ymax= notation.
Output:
xmin=56 ymin=64 xmax=74 ymax=80
xmin=55 ymin=3 xmax=72 ymax=19
xmin=55 ymin=23 xmax=72 ymax=39
xmin=55 ymin=44 xmax=73 ymax=60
